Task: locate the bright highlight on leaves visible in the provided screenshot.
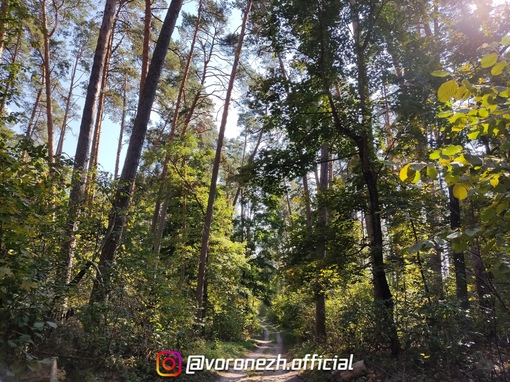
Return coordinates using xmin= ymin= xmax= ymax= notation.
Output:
xmin=491 ymin=61 xmax=507 ymax=76
xmin=481 ymin=53 xmax=499 ymax=68
xmin=437 ymin=80 xmax=459 ymax=102
xmin=442 ymin=145 xmax=463 ymax=156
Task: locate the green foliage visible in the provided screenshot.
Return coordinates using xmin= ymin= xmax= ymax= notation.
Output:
xmin=0 ymin=134 xmax=70 ymax=374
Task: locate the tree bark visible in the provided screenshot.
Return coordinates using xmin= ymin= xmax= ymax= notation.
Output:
xmin=195 ymin=0 xmax=252 ymax=318
xmin=26 ymin=87 xmax=43 ymax=139
xmin=0 ymin=0 xmax=8 ymax=62
xmin=89 ymin=0 xmax=184 ymax=304
xmin=114 ymin=74 xmax=128 ymax=179
xmin=316 ymin=0 xmax=400 ymax=355
xmin=315 ymin=143 xmax=329 ymax=341
xmin=58 ymin=0 xmax=119 ymax=295
xmin=151 ymin=0 xmax=204 ymax=253
xmin=448 ymin=186 xmax=469 ymax=309
xmin=0 ymin=32 xmax=21 ymax=116
xmin=232 ymin=127 xmax=264 ymax=207
xmin=41 ymin=0 xmax=55 ymax=161
xmin=140 ymin=0 xmax=152 ymax=93
xmin=85 ymin=25 xmax=116 ymax=204
xmin=56 ymin=49 xmax=81 ymax=157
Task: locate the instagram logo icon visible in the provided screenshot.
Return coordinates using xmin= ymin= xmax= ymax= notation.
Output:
xmin=156 ymin=351 xmax=182 ymax=377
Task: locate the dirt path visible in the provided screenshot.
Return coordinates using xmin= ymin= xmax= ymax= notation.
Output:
xmin=216 ymin=322 xmax=304 ymax=382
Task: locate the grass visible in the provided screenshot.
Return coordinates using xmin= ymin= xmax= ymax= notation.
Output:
xmin=199 ymin=339 xmax=258 ymax=360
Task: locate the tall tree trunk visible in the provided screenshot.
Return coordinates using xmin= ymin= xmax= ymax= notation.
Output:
xmin=89 ymin=0 xmax=184 ymax=305
xmin=315 ymin=143 xmax=328 ymax=341
xmin=448 ymin=186 xmax=469 ymax=309
xmin=352 ymin=0 xmax=400 ymax=355
xmin=58 ymin=0 xmax=119 ymax=298
xmin=151 ymin=0 xmax=204 ymax=252
xmin=317 ymin=0 xmax=400 ymax=355
xmin=302 ymin=174 xmax=313 ymax=230
xmin=0 ymin=0 xmax=8 ymax=62
xmin=26 ymin=86 xmax=43 ymax=139
xmin=232 ymin=127 xmax=264 ymax=207
xmin=41 ymin=0 xmax=55 ymax=161
xmin=114 ymin=74 xmax=128 ymax=179
xmin=195 ymin=0 xmax=252 ymax=319
xmin=140 ymin=0 xmax=152 ymax=92
xmin=182 ymin=32 xmax=216 ymax=131
xmin=428 ymin=197 xmax=444 ymax=300
xmin=0 ymin=32 xmax=20 ymax=116
xmin=56 ymin=48 xmax=82 ymax=157
xmin=85 ymin=26 xmax=115 ymax=204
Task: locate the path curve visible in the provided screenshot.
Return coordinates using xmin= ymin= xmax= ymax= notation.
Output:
xmin=216 ymin=322 xmax=304 ymax=382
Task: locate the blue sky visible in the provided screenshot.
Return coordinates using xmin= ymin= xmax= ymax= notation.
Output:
xmin=58 ymin=0 xmax=243 ymax=175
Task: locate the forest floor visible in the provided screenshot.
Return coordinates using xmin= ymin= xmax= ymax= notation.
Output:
xmin=215 ymin=323 xmax=304 ymax=382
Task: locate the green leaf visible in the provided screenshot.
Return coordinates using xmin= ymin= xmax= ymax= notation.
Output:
xmin=447 ymin=230 xmax=463 ymax=240
xmin=0 ymin=267 xmax=13 ymax=278
xmin=438 ymin=80 xmax=459 ymax=102
xmin=438 ymin=111 xmax=453 ymax=118
xmin=464 ymin=153 xmax=483 ymax=166
xmin=453 ymin=183 xmax=468 ymax=200
xmin=481 ymin=53 xmax=499 ymax=68
xmin=429 ymin=150 xmax=441 ymax=160
xmin=449 ymin=112 xmax=466 ymax=123
xmin=462 ymin=79 xmax=476 ymax=92
xmin=481 ymin=208 xmax=496 ymax=221
xmin=33 ymin=322 xmax=44 ymax=330
xmin=452 ymin=240 xmax=468 ymax=253
xmin=478 ymin=108 xmax=489 ymax=118
xmin=491 ymin=61 xmax=508 ymax=76
xmin=501 ymin=35 xmax=510 ymax=46
xmin=442 ymin=145 xmax=463 ymax=156
xmin=426 ymin=165 xmax=438 ymax=179
xmin=454 ymin=86 xmax=469 ymax=100
xmin=467 ymin=129 xmax=481 ymax=140
xmin=432 ymin=70 xmax=449 ymax=77
xmin=465 ymin=228 xmax=481 ymax=237
xmin=496 ymin=202 xmax=508 ymax=215
xmin=46 ymin=321 xmax=57 ymax=329
xmin=399 ymin=164 xmax=410 ymax=181
xmin=482 ymin=239 xmax=495 ymax=255
xmin=407 ymin=242 xmax=423 ymax=254
xmin=445 ymin=173 xmax=460 ymax=186
xmin=27 ymin=360 xmax=41 ymax=372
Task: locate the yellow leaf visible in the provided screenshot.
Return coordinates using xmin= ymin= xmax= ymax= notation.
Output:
xmin=453 ymin=183 xmax=469 ymax=200
xmin=490 ymin=176 xmax=499 ymax=187
xmin=412 ymin=170 xmax=421 ymax=183
xmin=400 ymin=164 xmax=410 ymax=181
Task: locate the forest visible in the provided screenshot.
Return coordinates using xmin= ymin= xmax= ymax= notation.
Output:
xmin=1 ymin=0 xmax=510 ymax=381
